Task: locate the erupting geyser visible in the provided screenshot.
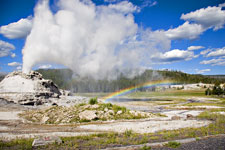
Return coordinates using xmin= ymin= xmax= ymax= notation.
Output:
xmin=22 ymin=0 xmax=170 ymax=79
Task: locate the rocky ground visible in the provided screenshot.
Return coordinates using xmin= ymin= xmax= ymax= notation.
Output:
xmin=0 ymin=95 xmax=219 ymax=141
xmin=0 ymin=95 xmax=224 ymax=149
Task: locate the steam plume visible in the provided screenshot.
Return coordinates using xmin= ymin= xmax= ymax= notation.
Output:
xmin=22 ymin=0 xmax=170 ymax=79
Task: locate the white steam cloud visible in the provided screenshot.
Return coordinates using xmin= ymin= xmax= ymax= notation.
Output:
xmin=22 ymin=0 xmax=170 ymax=79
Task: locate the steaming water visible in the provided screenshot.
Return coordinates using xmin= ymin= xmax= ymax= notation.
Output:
xmin=105 ymin=97 xmax=173 ymax=113
xmin=106 ymin=98 xmax=153 ymax=103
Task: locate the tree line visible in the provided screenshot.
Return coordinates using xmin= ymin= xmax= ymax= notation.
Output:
xmin=35 ymin=69 xmax=225 ymax=93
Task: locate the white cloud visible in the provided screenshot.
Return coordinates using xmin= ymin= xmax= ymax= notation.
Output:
xmin=38 ymin=64 xmax=52 ymax=69
xmin=11 ymin=53 xmax=16 ymax=58
xmin=104 ymin=0 xmax=157 ymax=8
xmin=151 ymin=49 xmax=196 ymax=63
xmin=181 ymin=6 xmax=225 ymax=31
xmin=16 ymin=66 xmax=22 ymax=70
xmin=0 ymin=16 xmax=32 ymax=39
xmin=108 ymin=1 xmax=139 ymax=13
xmin=140 ymin=0 xmax=157 ymax=8
xmin=0 ymin=40 xmax=15 ymax=57
xmin=188 ymin=46 xmax=204 ymax=51
xmin=219 ymin=3 xmax=225 ymax=8
xmin=200 ymin=49 xmax=211 ymax=55
xmin=8 ymin=62 xmax=21 ymax=67
xmin=163 ymin=4 xmax=225 ymax=40
xmin=195 ymin=69 xmax=211 ymax=74
xmin=165 ymin=22 xmax=205 ymax=40
xmin=200 ymin=58 xmax=225 ymax=66
xmin=206 ymin=47 xmax=225 ymax=57
xmin=104 ymin=0 xmax=118 ymax=2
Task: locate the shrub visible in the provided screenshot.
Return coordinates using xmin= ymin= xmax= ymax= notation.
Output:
xmin=112 ymin=105 xmax=126 ymax=113
xmin=89 ymin=97 xmax=98 ymax=105
xmin=164 ymin=141 xmax=181 ymax=148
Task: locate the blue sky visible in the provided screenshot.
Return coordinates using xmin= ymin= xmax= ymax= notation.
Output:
xmin=0 ymin=0 xmax=225 ymax=76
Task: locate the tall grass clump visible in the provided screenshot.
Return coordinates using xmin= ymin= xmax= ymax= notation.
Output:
xmin=89 ymin=97 xmax=98 ymax=105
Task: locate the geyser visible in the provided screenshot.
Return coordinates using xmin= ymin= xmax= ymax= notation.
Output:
xmin=22 ymin=0 xmax=170 ymax=79
xmin=0 ymin=71 xmax=61 ymax=105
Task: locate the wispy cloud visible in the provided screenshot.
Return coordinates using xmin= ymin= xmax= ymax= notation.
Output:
xmin=200 ymin=49 xmax=212 ymax=56
xmin=200 ymin=58 xmax=225 ymax=66
xmin=188 ymin=46 xmax=204 ymax=51
xmin=206 ymin=47 xmax=225 ymax=57
xmin=195 ymin=68 xmax=211 ymax=74
xmin=8 ymin=62 xmax=21 ymax=67
xmin=0 ymin=40 xmax=15 ymax=57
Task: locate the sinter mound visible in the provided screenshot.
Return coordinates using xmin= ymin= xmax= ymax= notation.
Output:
xmin=0 ymin=71 xmax=61 ymax=105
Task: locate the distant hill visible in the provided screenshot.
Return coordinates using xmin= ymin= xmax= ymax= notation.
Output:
xmin=206 ymin=75 xmax=225 ymax=79
xmin=157 ymin=70 xmax=225 ymax=84
xmin=36 ymin=69 xmax=73 ymax=89
xmin=0 ymin=69 xmax=224 ymax=92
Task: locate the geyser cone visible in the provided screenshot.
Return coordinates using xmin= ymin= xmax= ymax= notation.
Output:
xmin=0 ymin=71 xmax=61 ymax=105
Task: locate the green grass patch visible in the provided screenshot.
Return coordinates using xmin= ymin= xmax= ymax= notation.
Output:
xmin=0 ymin=138 xmax=33 ymax=150
xmin=184 ymin=102 xmax=225 ymax=107
xmin=89 ymin=97 xmax=98 ymax=105
xmin=140 ymin=145 xmax=152 ymax=150
xmin=164 ymin=141 xmax=181 ymax=148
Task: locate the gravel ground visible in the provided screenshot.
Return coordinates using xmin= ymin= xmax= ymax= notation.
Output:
xmin=79 ymin=119 xmax=210 ymax=134
xmin=152 ymin=135 xmax=225 ymax=150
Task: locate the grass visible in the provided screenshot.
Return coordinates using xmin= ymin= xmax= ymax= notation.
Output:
xmin=184 ymin=102 xmax=225 ymax=107
xmin=0 ymin=138 xmax=33 ymax=150
xmin=89 ymin=97 xmax=98 ymax=105
xmin=124 ymin=129 xmax=134 ymax=137
xmin=164 ymin=141 xmax=181 ymax=148
xmin=140 ymin=145 xmax=152 ymax=150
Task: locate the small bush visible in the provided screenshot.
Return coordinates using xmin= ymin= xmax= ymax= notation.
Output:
xmin=89 ymin=97 xmax=98 ymax=105
xmin=112 ymin=105 xmax=126 ymax=113
xmin=164 ymin=141 xmax=181 ymax=148
xmin=141 ymin=145 xmax=152 ymax=150
xmin=104 ymin=103 xmax=113 ymax=108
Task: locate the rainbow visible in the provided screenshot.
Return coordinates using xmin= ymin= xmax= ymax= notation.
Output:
xmin=103 ymin=80 xmax=177 ymax=101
